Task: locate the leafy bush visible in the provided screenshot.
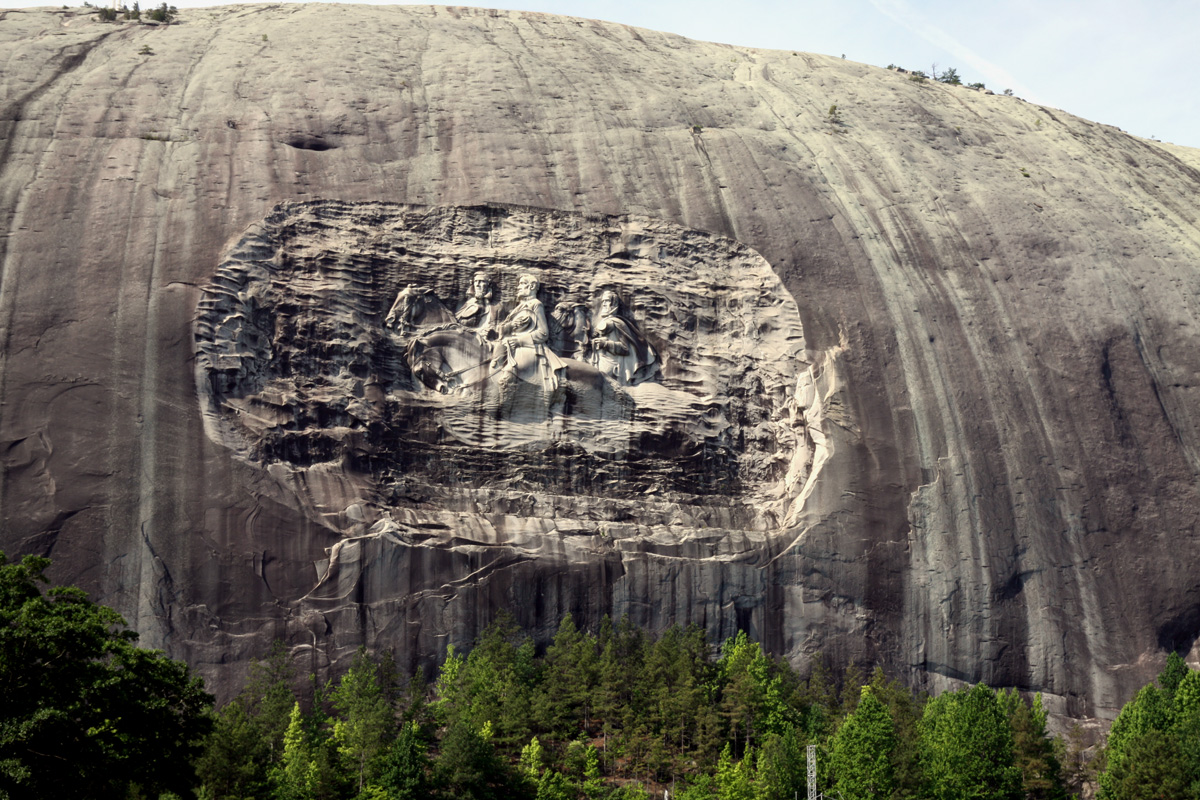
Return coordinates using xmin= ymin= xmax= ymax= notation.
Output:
xmin=146 ymin=2 xmax=176 ymax=22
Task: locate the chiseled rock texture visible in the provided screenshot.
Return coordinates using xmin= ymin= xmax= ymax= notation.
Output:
xmin=3 ymin=3 xmax=1200 ymax=716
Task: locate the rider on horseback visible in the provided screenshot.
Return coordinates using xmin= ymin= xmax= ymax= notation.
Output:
xmin=490 ymin=273 xmax=567 ymax=392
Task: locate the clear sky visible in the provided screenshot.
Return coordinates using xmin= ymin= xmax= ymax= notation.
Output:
xmin=7 ymin=0 xmax=1197 ymax=149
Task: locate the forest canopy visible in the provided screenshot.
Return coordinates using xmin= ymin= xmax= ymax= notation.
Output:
xmin=0 ymin=552 xmax=213 ymax=799
xmin=197 ymin=613 xmax=1082 ymax=800
xmin=16 ymin=551 xmax=1193 ymax=800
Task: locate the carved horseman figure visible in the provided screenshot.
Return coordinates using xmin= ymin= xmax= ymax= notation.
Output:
xmin=588 ymin=289 xmax=657 ymax=385
xmin=490 ymin=273 xmax=567 ymax=392
xmin=551 ymin=301 xmax=591 ymax=359
xmin=384 ymin=284 xmax=454 ymax=332
xmin=454 ymin=271 xmax=502 ymax=341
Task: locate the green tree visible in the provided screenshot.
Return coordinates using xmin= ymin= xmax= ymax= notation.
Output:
xmin=1175 ymin=669 xmax=1200 ymax=797
xmin=273 ymin=695 xmax=344 ymax=800
xmin=519 ymin=735 xmax=547 ymax=779
xmin=535 ymin=614 xmax=598 ymax=737
xmin=937 ymin=67 xmax=962 ymax=84
xmin=1101 ymin=728 xmax=1188 ymax=800
xmin=918 ymin=683 xmax=1021 ymax=800
xmin=434 ymin=719 xmax=523 ymax=800
xmin=1101 ymin=685 xmax=1171 ymax=798
xmin=198 ymin=698 xmax=268 ymax=799
xmin=714 ymin=743 xmax=754 ymax=800
xmin=630 ymin=624 xmax=717 ymax=780
xmin=580 ymin=743 xmax=606 ymax=800
xmin=830 ymin=686 xmax=897 ymax=800
xmin=593 ymin=616 xmax=646 ymax=774
xmin=437 ymin=614 xmax=538 ymax=752
xmin=278 ymin=702 xmax=320 ymax=800
xmin=376 ymin=721 xmax=432 ymax=800
xmin=197 ymin=640 xmax=296 ymax=798
xmin=677 ymin=774 xmax=718 ymax=800
xmin=717 ymin=631 xmax=796 ymax=757
xmin=0 ymin=552 xmax=213 ymax=799
xmin=1159 ymin=652 xmax=1188 ymax=701
xmin=331 ymin=648 xmax=394 ymax=792
xmin=866 ymin=666 xmax=925 ymax=797
xmin=796 ymin=654 xmax=838 ymax=742
xmin=145 ymin=1 xmax=174 ymax=21
xmin=753 ymin=726 xmax=806 ymax=800
xmin=997 ymin=690 xmax=1067 ymax=800
xmin=1099 ymin=653 xmax=1200 ymax=799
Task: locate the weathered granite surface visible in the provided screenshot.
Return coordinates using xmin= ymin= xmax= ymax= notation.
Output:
xmin=2 ymin=4 xmax=1200 ymax=717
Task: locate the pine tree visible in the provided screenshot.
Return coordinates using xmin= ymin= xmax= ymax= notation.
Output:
xmin=581 ymin=743 xmax=606 ymax=800
xmin=519 ymin=735 xmax=546 ymax=779
xmin=445 ymin=614 xmax=538 ymax=751
xmin=717 ymin=631 xmax=763 ymax=756
xmin=838 ymin=663 xmax=865 ymax=719
xmin=867 ymin=665 xmax=925 ymax=797
xmin=1102 ymin=728 xmax=1188 ymax=800
xmin=1159 ymin=652 xmax=1188 ymax=701
xmin=754 ymin=726 xmax=806 ymax=800
xmin=195 ymin=642 xmax=302 ymax=798
xmin=331 ymin=647 xmax=394 ymax=792
xmin=594 ymin=616 xmax=646 ymax=775
xmin=998 ymin=690 xmax=1067 ymax=800
xmin=1174 ymin=669 xmax=1200 ymax=797
xmin=714 ymin=743 xmax=754 ymax=800
xmin=196 ymin=699 xmax=270 ymax=798
xmin=717 ymin=630 xmax=798 ymax=759
xmin=273 ymin=686 xmax=345 ymax=800
xmin=433 ymin=645 xmax=465 ymax=725
xmin=376 ymin=721 xmax=431 ymax=800
xmin=535 ymin=614 xmax=596 ymax=737
xmin=638 ymin=625 xmax=710 ymax=779
xmin=1100 ymin=684 xmax=1170 ymax=798
xmin=277 ymin=702 xmax=318 ymax=800
xmin=798 ymin=654 xmax=838 ymax=741
xmin=434 ymin=718 xmax=521 ymax=800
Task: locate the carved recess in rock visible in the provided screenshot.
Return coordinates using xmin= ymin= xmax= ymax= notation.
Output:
xmin=195 ymin=201 xmax=825 ymax=628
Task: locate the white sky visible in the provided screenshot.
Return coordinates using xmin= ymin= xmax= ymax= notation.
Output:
xmin=6 ymin=0 xmax=1197 ymax=149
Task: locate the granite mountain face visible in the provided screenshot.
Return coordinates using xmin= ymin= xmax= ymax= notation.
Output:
xmin=2 ymin=4 xmax=1199 ymax=718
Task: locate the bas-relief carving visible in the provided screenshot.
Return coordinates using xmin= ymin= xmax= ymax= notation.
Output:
xmin=194 ymin=202 xmax=826 ymax=547
xmin=383 ymin=272 xmax=662 ymax=453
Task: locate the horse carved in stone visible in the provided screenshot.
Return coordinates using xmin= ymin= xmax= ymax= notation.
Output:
xmin=384 ymin=284 xmax=456 ymax=333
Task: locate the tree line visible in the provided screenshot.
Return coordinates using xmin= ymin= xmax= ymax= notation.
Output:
xmin=6 ymin=551 xmax=1199 ymax=799
xmin=196 ymin=613 xmax=1085 ymax=800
